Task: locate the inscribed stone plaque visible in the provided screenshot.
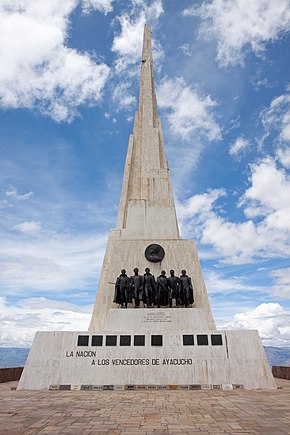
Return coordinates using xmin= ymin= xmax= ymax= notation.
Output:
xmin=103 ymin=385 xmax=114 ymax=390
xmin=197 ymin=334 xmax=208 ymax=345
xmin=59 ymin=385 xmax=71 ymax=391
xmin=183 ymin=334 xmax=194 ymax=346
xmin=211 ymin=334 xmax=223 ymax=346
xmin=77 ymin=335 xmax=89 ymax=346
xmin=151 ymin=335 xmax=163 ymax=346
xmin=106 ymin=335 xmax=117 ymax=346
xmin=120 ymin=335 xmax=131 ymax=346
xmin=92 ymin=335 xmax=103 ymax=346
xmin=134 ymin=335 xmax=145 ymax=346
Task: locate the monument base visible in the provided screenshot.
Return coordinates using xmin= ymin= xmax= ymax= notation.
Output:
xmin=18 ymin=312 xmax=276 ymax=390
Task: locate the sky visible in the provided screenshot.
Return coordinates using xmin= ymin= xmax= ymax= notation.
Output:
xmin=1 ymin=0 xmax=290 ymax=348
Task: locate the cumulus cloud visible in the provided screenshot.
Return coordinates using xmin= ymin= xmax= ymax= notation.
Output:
xmin=112 ymin=0 xmax=164 ymax=73
xmin=14 ymin=221 xmax=42 ymax=234
xmin=221 ymin=303 xmax=290 ymax=346
xmin=184 ymin=0 xmax=290 ymax=67
xmin=229 ymin=137 xmax=250 ymax=157
xmin=112 ymin=82 xmax=136 ymax=111
xmin=177 ymin=188 xmax=225 ymax=237
xmin=112 ymin=11 xmax=146 ymax=73
xmin=0 ymin=296 xmax=92 ymax=347
xmin=178 ymin=188 xmax=225 ymax=219
xmin=0 ymin=0 xmax=111 ymax=122
xmin=240 ymin=157 xmax=290 ymax=225
xmin=157 ymin=77 xmax=221 ymax=141
xmin=179 ymin=157 xmax=290 ymax=264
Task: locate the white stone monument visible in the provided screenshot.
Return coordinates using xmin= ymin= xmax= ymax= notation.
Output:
xmin=18 ymin=25 xmax=276 ymax=391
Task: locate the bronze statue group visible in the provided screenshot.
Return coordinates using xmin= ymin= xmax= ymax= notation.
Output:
xmin=113 ymin=268 xmax=194 ymax=309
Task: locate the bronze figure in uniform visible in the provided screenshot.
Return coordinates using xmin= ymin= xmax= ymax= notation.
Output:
xmin=130 ymin=268 xmax=143 ymax=308
xmin=142 ymin=268 xmax=156 ymax=308
xmin=179 ymin=270 xmax=194 ymax=307
xmin=167 ymin=269 xmax=180 ymax=307
xmin=156 ymin=270 xmax=168 ymax=307
xmin=113 ymin=269 xmax=131 ymax=308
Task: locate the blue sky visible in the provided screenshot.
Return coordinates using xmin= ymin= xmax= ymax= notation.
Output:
xmin=1 ymin=0 xmax=290 ymax=347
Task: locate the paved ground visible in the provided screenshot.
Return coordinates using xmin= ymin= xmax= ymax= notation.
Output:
xmin=0 ymin=379 xmax=290 ymax=434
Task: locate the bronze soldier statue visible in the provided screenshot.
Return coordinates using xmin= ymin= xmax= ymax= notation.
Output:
xmin=142 ymin=268 xmax=156 ymax=308
xmin=156 ymin=270 xmax=168 ymax=307
xmin=179 ymin=270 xmax=194 ymax=307
xmin=167 ymin=269 xmax=180 ymax=308
xmin=130 ymin=267 xmax=143 ymax=308
xmin=113 ymin=269 xmax=131 ymax=308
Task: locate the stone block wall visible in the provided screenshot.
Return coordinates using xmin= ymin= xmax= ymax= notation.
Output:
xmin=0 ymin=367 xmax=23 ymax=383
xmin=272 ymin=366 xmax=290 ymax=380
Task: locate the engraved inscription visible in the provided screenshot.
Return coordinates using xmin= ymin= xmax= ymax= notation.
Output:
xmin=140 ymin=311 xmax=172 ymax=323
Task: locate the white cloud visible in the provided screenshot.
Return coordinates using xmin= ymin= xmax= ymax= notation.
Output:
xmin=178 ymin=188 xmax=225 ymax=219
xmin=82 ymin=0 xmax=113 ymax=14
xmin=112 ymin=11 xmax=146 ymax=73
xmin=241 ymin=157 xmax=290 ymax=222
xmin=261 ymin=93 xmax=290 ymax=144
xmin=157 ymin=77 xmax=221 ymax=141
xmin=112 ymin=0 xmax=164 ymax=73
xmin=112 ymin=82 xmax=136 ymax=111
xmin=205 ymin=270 xmax=263 ymax=294
xmin=277 ymin=147 xmax=290 ymax=168
xmin=178 ymin=157 xmax=290 ymax=265
xmin=229 ymin=137 xmax=250 ymax=157
xmin=0 ymin=0 xmax=111 ymax=122
xmin=177 ymin=188 xmax=225 ymax=237
xmin=221 ymin=303 xmax=290 ymax=346
xmin=0 ymin=296 xmax=92 ymax=347
xmin=185 ymin=0 xmax=290 ymax=67
xmin=252 ymin=77 xmax=274 ymax=91
xmin=0 ymin=231 xmax=107 ymax=293
xmin=271 ymin=268 xmax=290 ymax=299
xmin=5 ymin=186 xmax=33 ymax=200
xmin=202 ymin=217 xmax=260 ymax=263
xmin=14 ymin=221 xmax=42 ymax=234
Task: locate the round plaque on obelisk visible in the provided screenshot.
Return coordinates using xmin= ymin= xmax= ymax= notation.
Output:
xmin=144 ymin=244 xmax=165 ymax=263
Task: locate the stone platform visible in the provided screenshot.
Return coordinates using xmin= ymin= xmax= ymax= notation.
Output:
xmin=1 ymin=378 xmax=290 ymax=434
xmin=17 ymin=325 xmax=275 ymax=390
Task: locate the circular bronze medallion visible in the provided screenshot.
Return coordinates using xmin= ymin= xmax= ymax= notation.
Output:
xmin=145 ymin=244 xmax=165 ymax=263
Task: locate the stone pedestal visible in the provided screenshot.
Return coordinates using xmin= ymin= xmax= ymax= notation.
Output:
xmin=18 ymin=320 xmax=276 ymax=390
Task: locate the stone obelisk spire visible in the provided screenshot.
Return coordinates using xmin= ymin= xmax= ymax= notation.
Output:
xmin=116 ymin=24 xmax=179 ymax=240
xmin=89 ymin=25 xmax=215 ymax=331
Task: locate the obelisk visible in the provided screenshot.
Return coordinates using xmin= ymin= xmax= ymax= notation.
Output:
xmin=89 ymin=24 xmax=215 ymax=332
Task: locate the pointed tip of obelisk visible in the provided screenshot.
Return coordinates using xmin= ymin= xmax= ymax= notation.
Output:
xmin=143 ymin=24 xmax=151 ymax=38
xmin=142 ymin=24 xmax=152 ymax=57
